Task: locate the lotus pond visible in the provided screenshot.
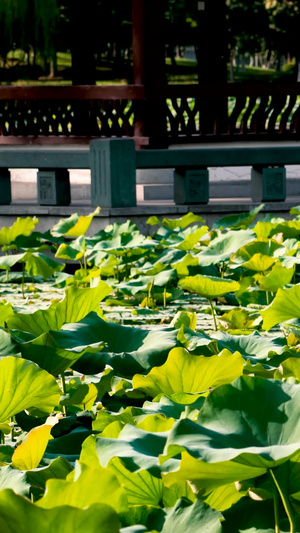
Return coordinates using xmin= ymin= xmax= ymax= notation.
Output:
xmin=3 ymin=205 xmax=300 ymax=532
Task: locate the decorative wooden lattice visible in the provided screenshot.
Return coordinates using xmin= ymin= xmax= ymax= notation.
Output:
xmin=1 ymin=83 xmax=300 ymax=145
xmin=0 ymin=99 xmax=136 ymax=138
xmin=164 ymin=84 xmax=300 ymax=142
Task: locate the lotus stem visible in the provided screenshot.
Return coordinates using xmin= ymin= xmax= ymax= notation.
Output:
xmin=61 ymin=372 xmax=67 ymax=416
xmin=270 ymin=468 xmax=296 ymax=533
xmin=21 ymin=263 xmax=25 ymax=299
xmin=209 ymin=299 xmax=218 ymax=331
xmin=266 ymin=291 xmax=270 ymax=306
xmin=163 ymin=287 xmax=167 ymax=308
xmin=0 ymin=431 xmax=4 ymax=445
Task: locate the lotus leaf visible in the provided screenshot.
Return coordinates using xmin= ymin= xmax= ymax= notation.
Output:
xmin=132 ymin=348 xmax=244 ymax=399
xmin=37 ymin=460 xmax=128 ymax=513
xmin=0 ymin=217 xmax=39 ymax=247
xmin=261 ymin=284 xmax=300 ymax=330
xmin=0 ymin=489 xmax=120 ymax=533
xmin=51 ymin=207 xmax=101 ymax=238
xmin=12 ymin=423 xmax=54 ymax=470
xmin=164 ymin=376 xmax=300 ymax=470
xmin=7 ymin=282 xmax=112 ymax=336
xmin=0 ymin=357 xmax=61 ymax=422
xmin=179 ymin=275 xmax=240 ymax=299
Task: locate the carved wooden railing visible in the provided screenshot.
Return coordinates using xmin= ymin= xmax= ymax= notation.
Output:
xmin=0 ymin=85 xmax=146 ymax=144
xmin=1 ymin=83 xmax=300 ymax=145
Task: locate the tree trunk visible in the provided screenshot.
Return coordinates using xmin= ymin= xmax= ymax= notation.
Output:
xmin=70 ymin=0 xmax=96 ymax=85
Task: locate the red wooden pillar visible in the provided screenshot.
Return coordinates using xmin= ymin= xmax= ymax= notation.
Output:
xmin=131 ymin=0 xmax=167 ymax=146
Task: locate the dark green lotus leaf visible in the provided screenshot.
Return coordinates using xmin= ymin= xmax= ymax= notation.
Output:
xmin=213 ymin=331 xmax=287 ymax=363
xmin=60 ymin=313 xmax=179 ymax=377
xmin=222 ymin=497 xmax=275 ymax=533
xmin=0 ymin=489 xmax=120 ymax=533
xmin=44 ymin=427 xmax=97 ymax=463
xmin=118 ymin=269 xmax=177 ymax=296
xmin=164 ymin=377 xmax=300 ymax=470
xmin=212 ymin=204 xmax=264 ymax=230
xmin=13 ymin=329 xmax=104 ymax=376
xmin=196 ymin=230 xmax=255 ymax=266
xmin=26 ymin=456 xmax=73 ymax=493
xmin=7 ymin=283 xmax=112 ymax=336
xmin=161 ymin=498 xmax=223 ymax=533
xmin=0 ymin=465 xmax=30 ymax=496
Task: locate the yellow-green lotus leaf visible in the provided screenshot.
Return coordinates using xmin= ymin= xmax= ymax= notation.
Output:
xmin=12 ymin=424 xmax=53 ymax=470
xmin=261 ymin=284 xmax=300 ymax=330
xmin=240 ymin=253 xmax=276 ymax=272
xmin=132 ymin=347 xmax=244 ymax=398
xmin=179 ymin=275 xmax=240 ymax=300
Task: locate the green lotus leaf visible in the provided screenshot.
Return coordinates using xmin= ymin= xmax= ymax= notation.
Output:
xmin=196 ymin=230 xmax=255 ymax=266
xmin=0 ymin=301 xmax=13 ymax=328
xmin=179 ymin=275 xmax=240 ymax=300
xmin=0 ymin=357 xmax=61 ymax=422
xmin=0 ymin=217 xmax=39 ymax=246
xmin=161 ymin=498 xmax=223 ymax=533
xmin=0 ymin=252 xmax=26 ymax=270
xmin=45 ymin=427 xmax=96 ymax=463
xmin=231 ymin=239 xmax=284 ymax=266
xmin=240 ymin=253 xmax=276 ymax=272
xmin=148 ymin=213 xmax=205 ymax=230
xmin=118 ymin=269 xmax=177 ymax=296
xmin=0 ymin=465 xmax=30 ymax=496
xmin=24 ymin=252 xmax=64 ymax=279
xmin=65 ymin=313 xmax=179 ymax=377
xmin=0 ymin=489 xmax=120 ymax=533
xmin=256 ymin=262 xmax=295 ymax=291
xmin=219 ymin=308 xmax=260 ymax=330
xmin=26 ymin=456 xmax=73 ymax=493
xmin=204 ymin=482 xmax=245 ymax=512
xmin=81 ymin=426 xmax=168 ymax=475
xmin=0 ymin=328 xmax=19 ymax=356
xmin=164 ymin=376 xmax=300 ymax=470
xmin=213 ymin=331 xmax=287 ymax=362
xmin=163 ymin=451 xmax=266 ymax=494
xmin=51 ymin=207 xmax=101 ymax=238
xmin=37 ymin=460 xmax=128 ymax=513
xmin=261 ymin=285 xmax=300 ymax=331
xmin=173 ymin=226 xmax=208 ymax=251
xmin=176 ymin=327 xmax=219 ymax=355
xmin=13 ymin=330 xmax=104 ymax=376
xmin=132 ymin=348 xmax=244 ymax=399
xmin=7 ymin=282 xmax=112 ymax=336
xmin=55 ymin=235 xmax=89 ymax=261
xmin=275 ymin=357 xmax=300 ymax=382
xmin=212 ymin=204 xmax=264 ymax=230
xmin=171 ymin=253 xmax=199 ymax=277
xmin=108 ymin=457 xmax=166 ymax=506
